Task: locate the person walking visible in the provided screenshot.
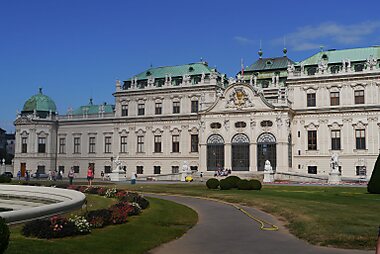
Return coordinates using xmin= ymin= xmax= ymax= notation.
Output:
xmin=87 ymin=166 xmax=94 ymax=187
xmin=200 ymin=172 xmax=203 ymax=182
xmin=68 ymin=167 xmax=75 ymax=185
xmin=17 ymin=170 xmax=21 ymax=180
xmin=101 ymin=171 xmax=105 ymax=181
xmin=131 ymin=173 xmax=137 ymax=184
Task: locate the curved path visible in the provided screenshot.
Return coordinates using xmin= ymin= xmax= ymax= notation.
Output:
xmin=147 ymin=194 xmax=372 ymax=254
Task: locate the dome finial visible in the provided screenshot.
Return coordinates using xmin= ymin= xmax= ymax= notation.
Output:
xmin=283 ymin=47 xmax=287 ymax=56
xmin=258 ymin=39 xmax=263 ymax=58
xmin=39 ymin=87 xmax=43 ymax=94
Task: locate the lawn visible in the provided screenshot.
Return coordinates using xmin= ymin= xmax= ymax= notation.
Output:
xmin=6 ymin=195 xmax=197 ymax=254
xmin=120 ymin=183 xmax=380 ymax=250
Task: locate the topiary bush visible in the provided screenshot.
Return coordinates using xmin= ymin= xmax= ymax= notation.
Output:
xmin=237 ymin=179 xmax=252 ymax=190
xmin=225 ymin=175 xmax=241 ymax=188
xmin=0 ymin=217 xmax=9 ymax=254
xmin=219 ymin=179 xmax=233 ymax=190
xmin=368 ymin=153 xmax=380 ymax=194
xmin=206 ymin=178 xmax=220 ymax=189
xmin=0 ymin=176 xmax=11 ymax=184
xmin=249 ymin=179 xmax=262 ymax=190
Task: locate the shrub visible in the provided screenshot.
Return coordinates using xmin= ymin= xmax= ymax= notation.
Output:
xmin=219 ymin=179 xmax=233 ymax=190
xmin=206 ymin=178 xmax=220 ymax=189
xmin=55 ymin=183 xmax=69 ymax=189
xmin=119 ymin=193 xmax=149 ymax=209
xmin=368 ymin=153 xmax=380 ymax=194
xmin=0 ymin=217 xmax=9 ymax=254
xmin=237 ymin=179 xmax=252 ymax=190
xmin=109 ymin=205 xmax=129 ymax=224
xmin=86 ymin=209 xmax=112 ymax=228
xmin=68 ymin=215 xmax=91 ymax=234
xmin=0 ymin=176 xmax=11 ymax=184
xmin=96 ymin=187 xmax=107 ymax=196
xmin=249 ymin=179 xmax=262 ymax=190
xmin=22 ymin=217 xmax=77 ymax=239
xmin=225 ymin=175 xmax=241 ymax=188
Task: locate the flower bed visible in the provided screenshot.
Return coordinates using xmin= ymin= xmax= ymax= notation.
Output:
xmin=21 ymin=186 xmax=149 ymax=239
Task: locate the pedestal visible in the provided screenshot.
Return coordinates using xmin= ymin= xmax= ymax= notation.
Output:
xmin=328 ymin=172 xmax=341 ymax=184
xmin=181 ymin=171 xmax=192 ymax=182
xmin=263 ymin=171 xmax=274 ymax=183
xmin=110 ymin=171 xmax=126 ymax=182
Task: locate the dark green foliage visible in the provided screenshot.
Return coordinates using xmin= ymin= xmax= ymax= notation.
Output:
xmin=22 ymin=218 xmax=77 ymax=239
xmin=237 ymin=179 xmax=252 ymax=190
xmin=55 ymin=183 xmax=69 ymax=189
xmin=225 ymin=175 xmax=241 ymax=188
xmin=206 ymin=178 xmax=220 ymax=189
xmin=0 ymin=217 xmax=9 ymax=254
xmin=0 ymin=176 xmax=11 ymax=184
xmin=119 ymin=192 xmax=149 ymax=209
xmin=249 ymin=179 xmax=262 ymax=190
xmin=219 ymin=179 xmax=233 ymax=190
xmin=368 ymin=153 xmax=380 ymax=194
xmin=86 ymin=209 xmax=112 ymax=228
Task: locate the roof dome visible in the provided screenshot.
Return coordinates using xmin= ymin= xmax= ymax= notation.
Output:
xmin=22 ymin=88 xmax=57 ymax=115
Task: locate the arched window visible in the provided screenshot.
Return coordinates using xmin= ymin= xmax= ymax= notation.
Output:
xmin=231 ymin=134 xmax=250 ymax=171
xmin=257 ymin=133 xmax=276 ymax=171
xmin=207 ymin=135 xmax=224 ymax=171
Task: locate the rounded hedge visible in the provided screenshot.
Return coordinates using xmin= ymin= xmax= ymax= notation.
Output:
xmin=237 ymin=179 xmax=252 ymax=190
xmin=206 ymin=178 xmax=220 ymax=189
xmin=219 ymin=179 xmax=233 ymax=190
xmin=368 ymin=153 xmax=380 ymax=194
xmin=0 ymin=176 xmax=11 ymax=184
xmin=249 ymin=179 xmax=262 ymax=190
xmin=0 ymin=217 xmax=10 ymax=254
xmin=225 ymin=175 xmax=241 ymax=188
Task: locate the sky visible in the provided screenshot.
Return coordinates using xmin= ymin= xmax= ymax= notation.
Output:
xmin=1 ymin=0 xmax=380 ymax=132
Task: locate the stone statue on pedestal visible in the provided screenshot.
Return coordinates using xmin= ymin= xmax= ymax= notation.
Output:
xmin=263 ymin=160 xmax=274 ymax=183
xmin=181 ymin=161 xmax=191 ymax=182
xmin=110 ymin=156 xmax=127 ymax=182
xmin=328 ymin=153 xmax=341 ymax=184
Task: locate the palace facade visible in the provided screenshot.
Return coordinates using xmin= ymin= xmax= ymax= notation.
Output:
xmin=13 ymin=46 xmax=380 ymax=179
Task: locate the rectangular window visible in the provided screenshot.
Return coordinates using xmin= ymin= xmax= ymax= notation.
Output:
xmin=104 ymin=165 xmax=112 ymax=174
xmin=137 ymin=135 xmax=144 ymax=153
xmin=104 ymin=136 xmax=112 ymax=153
xmin=154 ymin=166 xmax=161 ymax=174
xmin=191 ymin=134 xmax=199 ymax=152
xmin=354 ymin=90 xmax=364 ymax=104
xmin=172 ymin=135 xmax=180 ymax=152
xmin=307 ymin=93 xmax=316 ymax=107
xmin=38 ymin=137 xmax=46 ymax=153
xmin=37 ymin=165 xmax=46 ymax=174
xmin=154 ymin=135 xmax=162 ymax=153
xmin=21 ymin=137 xmax=27 ymax=153
xmin=173 ymin=101 xmax=180 ymax=114
xmin=120 ymin=136 xmax=127 ymax=153
xmin=73 ymin=166 xmax=80 ymax=173
xmin=356 ymin=166 xmax=367 ymax=176
xmin=172 ymin=166 xmax=179 ymax=173
xmin=308 ymin=166 xmax=317 ymax=174
xmin=138 ymin=103 xmax=145 ymax=115
xmin=89 ymin=137 xmax=96 ymax=153
xmin=330 ymin=92 xmax=340 ymax=106
xmin=331 ymin=130 xmax=341 ymax=150
xmin=155 ymin=102 xmax=162 ymax=115
xmin=307 ymin=130 xmax=317 ymax=150
xmin=58 ymin=165 xmax=65 ymax=174
xmin=191 ymin=100 xmax=199 ymax=113
xmin=136 ymin=166 xmax=144 ymax=174
xmin=121 ymin=105 xmax=128 ymax=116
xmin=74 ymin=137 xmax=81 ymax=154
xmin=59 ymin=138 xmax=66 ymax=154
xmin=355 ymin=129 xmax=366 ymax=150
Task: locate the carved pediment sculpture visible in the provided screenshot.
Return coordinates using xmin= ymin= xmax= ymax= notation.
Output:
xmin=226 ymin=87 xmax=253 ymax=109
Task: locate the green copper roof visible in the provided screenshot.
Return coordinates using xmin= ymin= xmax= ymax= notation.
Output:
xmin=72 ymin=99 xmax=114 ymax=115
xmin=22 ymin=88 xmax=57 ymax=113
xmin=245 ymin=56 xmax=295 ymax=72
xmin=298 ymin=46 xmax=380 ymax=66
xmin=127 ymin=62 xmax=219 ymax=81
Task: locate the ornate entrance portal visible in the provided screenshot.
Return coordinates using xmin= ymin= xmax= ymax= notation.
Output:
xmin=207 ymin=134 xmax=225 ymax=171
xmin=231 ymin=133 xmax=249 ymax=171
xmin=257 ymin=133 xmax=276 ymax=171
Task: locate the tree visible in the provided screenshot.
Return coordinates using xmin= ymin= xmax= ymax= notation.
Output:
xmin=368 ymin=154 xmax=380 ymax=194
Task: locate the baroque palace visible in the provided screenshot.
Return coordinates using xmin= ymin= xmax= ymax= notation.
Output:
xmin=14 ymin=46 xmax=380 ymax=179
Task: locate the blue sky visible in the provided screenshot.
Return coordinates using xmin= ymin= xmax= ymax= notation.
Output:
xmin=1 ymin=0 xmax=380 ymax=132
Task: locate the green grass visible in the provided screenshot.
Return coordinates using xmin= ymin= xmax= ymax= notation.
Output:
xmin=120 ymin=183 xmax=380 ymax=250
xmin=6 ymin=195 xmax=197 ymax=254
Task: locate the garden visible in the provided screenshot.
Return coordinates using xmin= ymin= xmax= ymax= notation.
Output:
xmin=1 ymin=184 xmax=197 ymax=254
